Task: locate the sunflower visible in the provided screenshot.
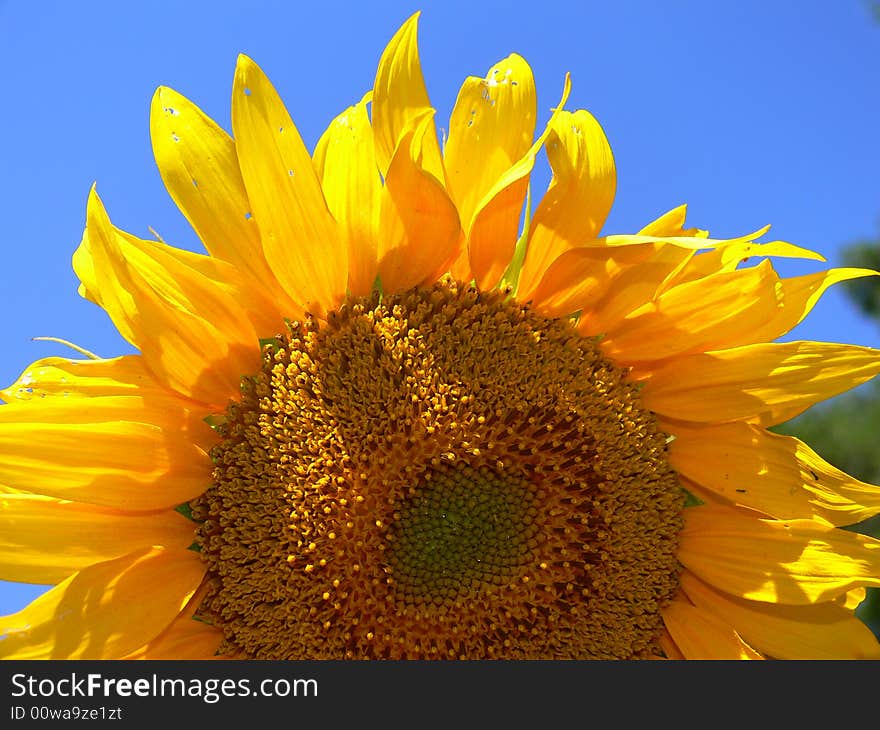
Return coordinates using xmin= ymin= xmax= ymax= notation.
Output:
xmin=2 ymin=12 xmax=880 ymax=661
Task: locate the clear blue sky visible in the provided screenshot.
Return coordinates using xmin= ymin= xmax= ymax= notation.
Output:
xmin=1 ymin=0 xmax=878 ymax=615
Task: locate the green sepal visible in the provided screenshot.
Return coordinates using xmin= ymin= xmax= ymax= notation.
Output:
xmin=681 ymin=487 xmax=704 ymax=508
xmin=175 ymin=502 xmax=195 ymax=520
xmin=203 ymin=414 xmax=226 ymax=431
xmin=499 ymin=183 xmax=532 ymax=296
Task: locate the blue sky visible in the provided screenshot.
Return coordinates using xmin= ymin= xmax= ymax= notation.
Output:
xmin=1 ymin=0 xmax=878 ymax=615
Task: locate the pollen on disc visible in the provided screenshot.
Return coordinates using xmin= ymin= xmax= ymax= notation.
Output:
xmin=193 ymin=277 xmax=684 ymax=659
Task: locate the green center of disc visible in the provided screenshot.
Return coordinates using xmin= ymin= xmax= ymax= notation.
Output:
xmin=388 ymin=465 xmax=539 ymax=606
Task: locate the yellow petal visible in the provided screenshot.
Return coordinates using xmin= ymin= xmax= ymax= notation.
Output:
xmin=232 ymin=54 xmax=347 ymax=316
xmin=657 ymin=629 xmax=685 ymax=660
xmin=679 ymin=505 xmax=880 ymax=604
xmin=746 ymin=268 xmax=879 ymax=344
xmin=467 ymin=75 xmax=572 ymax=289
xmin=641 ymin=341 xmax=880 ymax=426
xmin=668 ymin=421 xmax=880 ymax=526
xmin=371 ymin=11 xmax=445 ymax=183
xmin=538 ymin=208 xmax=705 ymax=331
xmin=120 ymin=224 xmax=288 ymax=338
xmin=600 ymin=260 xmax=782 ymax=362
xmin=529 ymin=241 xmax=658 ymax=319
xmin=124 ymin=614 xmax=222 ymax=660
xmin=149 ymin=85 xmax=296 ymax=325
xmin=124 ymin=585 xmax=221 ymax=660
xmin=673 ymin=238 xmax=826 ymax=286
xmin=843 ymin=587 xmax=867 ymax=611
xmin=518 ymin=109 xmax=615 ymax=297
xmin=74 ymin=189 xmax=261 ymax=407
xmin=600 ymin=225 xmax=770 ymax=251
xmin=661 ymin=600 xmax=763 ymax=659
xmin=0 ymin=358 xmax=214 ymax=511
xmin=313 ymin=92 xmax=382 ymax=297
xmin=2 ymin=354 xmax=168 ymax=402
xmin=377 ymin=111 xmax=462 ymax=293
xmin=0 ymin=492 xmax=196 ymax=584
xmin=445 ymin=54 xmax=537 ymax=232
xmin=576 ymin=244 xmax=695 ymax=335
xmin=681 ymin=571 xmax=880 ymax=660
xmin=637 ymin=204 xmax=705 ymax=238
xmin=0 ymin=546 xmax=205 ymax=659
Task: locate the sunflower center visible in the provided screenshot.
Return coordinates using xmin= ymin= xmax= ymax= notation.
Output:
xmin=193 ymin=278 xmax=684 ymax=659
xmin=389 ymin=465 xmax=539 ymax=605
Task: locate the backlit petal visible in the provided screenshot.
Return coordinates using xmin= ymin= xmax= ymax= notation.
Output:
xmin=529 ymin=242 xmax=658 ymax=318
xmin=661 ymin=600 xmax=763 ymax=659
xmin=641 ymin=341 xmax=880 ymax=425
xmin=600 ymin=260 xmax=782 ymax=362
xmin=124 ymin=614 xmax=222 ymax=660
xmin=746 ymin=268 xmax=879 ymax=344
xmin=123 ymin=585 xmax=221 ymax=660
xmin=672 ymin=238 xmax=826 ymax=286
xmin=637 ymin=204 xmax=705 ymax=238
xmin=681 ymin=571 xmax=880 ymax=660
xmin=0 ymin=493 xmax=196 ymax=584
xmin=467 ymin=75 xmax=571 ymax=289
xmin=576 ymin=244 xmax=695 ymax=335
xmin=0 ymin=547 xmax=205 ymax=659
xmin=668 ymin=421 xmax=880 ymax=526
xmin=1 ymin=355 xmax=170 ymax=402
xmin=679 ymin=506 xmax=880 ymax=604
xmin=0 ymin=357 xmax=214 ymax=510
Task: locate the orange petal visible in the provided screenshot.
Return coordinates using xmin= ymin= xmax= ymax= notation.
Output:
xmin=637 ymin=204 xmax=705 ymax=238
xmin=576 ymin=244 xmax=695 ymax=335
xmin=529 ymin=241 xmax=657 ymax=318
xmin=124 ymin=586 xmax=221 ymax=660
xmin=124 ymin=614 xmax=222 ymax=660
xmin=377 ymin=111 xmax=462 ymax=293
xmin=672 ymin=237 xmax=825 ymax=286
xmin=2 ymin=354 xmax=173 ymax=402
xmin=0 ymin=547 xmax=205 ymax=659
xmin=467 ymin=75 xmax=572 ymax=290
xmin=746 ymin=268 xmax=879 ymax=344
xmin=445 ymin=54 xmax=537 ymax=232
xmin=600 ymin=260 xmax=782 ymax=362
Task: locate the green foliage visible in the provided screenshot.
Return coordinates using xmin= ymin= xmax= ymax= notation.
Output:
xmin=840 ymin=239 xmax=880 ymax=320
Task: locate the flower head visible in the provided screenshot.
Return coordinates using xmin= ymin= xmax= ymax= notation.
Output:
xmin=2 ymin=12 xmax=880 ymax=660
